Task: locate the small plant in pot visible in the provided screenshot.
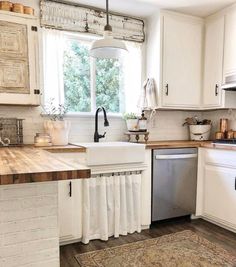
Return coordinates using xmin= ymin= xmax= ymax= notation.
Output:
xmin=183 ymin=116 xmax=212 ymax=141
xmin=123 ymin=113 xmax=139 ymax=132
xmin=41 ymin=99 xmax=70 ymax=146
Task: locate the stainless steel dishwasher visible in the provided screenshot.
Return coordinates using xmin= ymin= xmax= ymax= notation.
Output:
xmin=152 ymin=148 xmax=198 ymax=221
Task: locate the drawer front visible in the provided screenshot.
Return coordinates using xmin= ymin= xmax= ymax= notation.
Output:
xmin=204 ymin=148 xmax=236 ymax=168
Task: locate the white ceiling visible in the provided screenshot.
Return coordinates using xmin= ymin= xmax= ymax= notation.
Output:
xmin=68 ymin=0 xmax=236 ymax=18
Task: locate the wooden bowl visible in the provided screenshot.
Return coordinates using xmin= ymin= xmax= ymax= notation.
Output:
xmin=12 ymin=3 xmax=24 ymax=13
xmin=0 ymin=1 xmax=12 ymax=11
xmin=24 ymin=6 xmax=34 ymax=15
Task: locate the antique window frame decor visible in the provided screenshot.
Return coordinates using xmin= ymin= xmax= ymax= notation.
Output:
xmin=40 ymin=0 xmax=145 ymax=115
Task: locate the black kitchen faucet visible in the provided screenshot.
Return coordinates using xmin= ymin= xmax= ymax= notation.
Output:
xmin=94 ymin=107 xmax=109 ymax=142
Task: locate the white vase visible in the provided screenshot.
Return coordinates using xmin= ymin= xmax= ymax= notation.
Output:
xmin=44 ymin=120 xmax=71 ymax=146
xmin=126 ymin=119 xmax=139 ymax=131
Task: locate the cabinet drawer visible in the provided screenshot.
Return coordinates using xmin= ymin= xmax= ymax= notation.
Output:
xmin=204 ymin=149 xmax=236 ymax=168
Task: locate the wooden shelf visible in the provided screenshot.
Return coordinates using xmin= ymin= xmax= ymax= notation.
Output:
xmin=0 ymin=9 xmax=37 ymax=20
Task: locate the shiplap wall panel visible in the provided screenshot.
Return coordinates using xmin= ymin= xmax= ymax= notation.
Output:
xmin=0 ymin=182 xmax=59 ymax=267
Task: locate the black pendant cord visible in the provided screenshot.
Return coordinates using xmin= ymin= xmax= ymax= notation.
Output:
xmin=106 ymin=0 xmax=109 ymax=26
xmin=104 ymin=0 xmax=112 ymax=31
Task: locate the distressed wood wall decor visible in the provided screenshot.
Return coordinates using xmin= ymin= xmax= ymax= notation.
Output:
xmin=40 ymin=0 xmax=145 ymax=43
xmin=0 ymin=21 xmax=29 ymax=94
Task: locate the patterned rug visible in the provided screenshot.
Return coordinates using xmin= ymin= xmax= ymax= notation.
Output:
xmin=75 ymin=230 xmax=236 ymax=267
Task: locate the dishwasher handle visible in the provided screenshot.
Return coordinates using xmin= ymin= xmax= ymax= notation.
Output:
xmin=155 ymin=153 xmax=198 ymax=160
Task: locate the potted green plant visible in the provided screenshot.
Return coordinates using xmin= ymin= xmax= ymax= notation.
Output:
xmin=123 ymin=113 xmax=139 ymax=131
xmin=41 ymin=99 xmax=70 ymax=145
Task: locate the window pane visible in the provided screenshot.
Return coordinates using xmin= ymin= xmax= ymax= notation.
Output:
xmin=63 ymin=39 xmax=91 ymax=112
xmin=95 ymin=58 xmax=124 ymax=113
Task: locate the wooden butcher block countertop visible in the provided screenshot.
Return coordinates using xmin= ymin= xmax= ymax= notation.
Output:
xmin=0 ymin=147 xmax=90 ymax=185
xmin=145 ymin=140 xmax=211 ymax=149
xmin=41 ymin=144 xmax=86 ymax=153
xmin=146 ymin=140 xmax=236 ymax=151
xmin=200 ymin=142 xmax=236 ymax=151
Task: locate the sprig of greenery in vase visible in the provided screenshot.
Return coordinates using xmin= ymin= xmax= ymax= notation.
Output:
xmin=41 ymin=99 xmax=68 ymax=121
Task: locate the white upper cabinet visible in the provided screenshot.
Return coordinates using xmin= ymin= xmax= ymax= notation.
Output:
xmin=146 ymin=6 xmax=236 ymax=110
xmin=224 ymin=8 xmax=236 ymax=77
xmin=0 ymin=11 xmax=40 ymax=106
xmin=162 ymin=14 xmax=203 ymax=108
xmin=203 ymin=16 xmax=224 ymax=107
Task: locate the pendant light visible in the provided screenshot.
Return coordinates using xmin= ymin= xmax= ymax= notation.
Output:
xmin=89 ymin=0 xmax=128 ymax=59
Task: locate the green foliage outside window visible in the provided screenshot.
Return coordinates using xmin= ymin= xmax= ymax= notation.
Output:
xmin=63 ymin=39 xmax=124 ymax=113
xmin=63 ymin=40 xmax=91 ymax=112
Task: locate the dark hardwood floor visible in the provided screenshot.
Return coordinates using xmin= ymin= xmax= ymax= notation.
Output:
xmin=60 ymin=218 xmax=236 ymax=267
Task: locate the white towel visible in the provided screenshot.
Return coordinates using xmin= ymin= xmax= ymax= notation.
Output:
xmin=137 ymin=78 xmax=158 ymax=110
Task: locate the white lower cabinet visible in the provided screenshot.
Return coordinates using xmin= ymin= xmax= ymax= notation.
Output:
xmin=58 ymin=179 xmax=82 ymax=244
xmin=197 ymin=148 xmax=236 ymax=232
xmin=203 ymin=166 xmax=236 ymax=227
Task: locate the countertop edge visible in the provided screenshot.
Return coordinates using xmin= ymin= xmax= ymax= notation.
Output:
xmin=0 ymin=147 xmax=91 ymax=185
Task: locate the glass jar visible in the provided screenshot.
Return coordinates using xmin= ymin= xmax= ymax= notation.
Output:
xmin=34 ymin=133 xmax=52 ymax=147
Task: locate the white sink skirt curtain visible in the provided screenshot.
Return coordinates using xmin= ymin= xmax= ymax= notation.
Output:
xmin=82 ymin=172 xmax=142 ymax=244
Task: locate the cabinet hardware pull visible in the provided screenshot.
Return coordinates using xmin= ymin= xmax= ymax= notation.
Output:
xmin=165 ymin=84 xmax=169 ymax=96
xmin=235 ymin=177 xmax=236 ymax=191
xmin=69 ymin=181 xmax=72 ymax=197
xmin=215 ymin=84 xmax=219 ymax=96
xmin=31 ymin=26 xmax=38 ymax=32
xmin=34 ymin=89 xmax=40 ymax=95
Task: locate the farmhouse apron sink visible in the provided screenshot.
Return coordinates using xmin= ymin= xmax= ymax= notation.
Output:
xmin=71 ymin=142 xmax=145 ymax=166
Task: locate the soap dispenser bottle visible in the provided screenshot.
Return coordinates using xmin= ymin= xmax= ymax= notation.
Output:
xmin=139 ymin=111 xmax=147 ymax=132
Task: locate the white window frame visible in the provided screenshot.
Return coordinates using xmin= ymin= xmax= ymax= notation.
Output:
xmin=43 ymin=29 xmax=143 ymax=118
xmin=62 ymin=32 xmax=125 ymax=117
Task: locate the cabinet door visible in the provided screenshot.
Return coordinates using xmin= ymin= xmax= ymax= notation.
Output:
xmin=0 ymin=13 xmax=40 ymax=105
xmin=203 ymin=16 xmax=224 ymax=107
xmin=203 ymin=166 xmax=236 ymax=227
xmin=162 ymin=14 xmax=203 ymax=108
xmin=224 ymin=8 xmax=236 ymax=76
xmin=58 ymin=180 xmax=82 ymax=244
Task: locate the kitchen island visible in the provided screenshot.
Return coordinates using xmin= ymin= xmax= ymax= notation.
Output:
xmin=0 ymin=146 xmax=90 ymax=267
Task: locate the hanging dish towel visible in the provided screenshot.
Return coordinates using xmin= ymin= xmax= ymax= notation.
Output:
xmin=137 ymin=78 xmax=158 ymax=111
xmin=137 ymin=78 xmax=158 ymax=123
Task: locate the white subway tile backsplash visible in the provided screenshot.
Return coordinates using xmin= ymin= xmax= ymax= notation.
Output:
xmin=0 ymin=106 xmax=201 ymax=143
xmin=0 ymin=105 xmax=231 ymax=144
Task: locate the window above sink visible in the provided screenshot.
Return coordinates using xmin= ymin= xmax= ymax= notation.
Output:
xmin=42 ymin=29 xmax=143 ymax=116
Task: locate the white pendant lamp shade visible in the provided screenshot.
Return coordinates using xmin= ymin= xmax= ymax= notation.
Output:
xmin=90 ymin=31 xmax=128 ymax=59
xmin=89 ymin=0 xmax=128 ymax=59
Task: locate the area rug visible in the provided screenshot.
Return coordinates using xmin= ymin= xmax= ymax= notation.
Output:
xmin=75 ymin=230 xmax=236 ymax=267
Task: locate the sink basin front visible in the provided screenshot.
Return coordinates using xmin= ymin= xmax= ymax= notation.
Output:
xmin=71 ymin=142 xmax=145 ymax=166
